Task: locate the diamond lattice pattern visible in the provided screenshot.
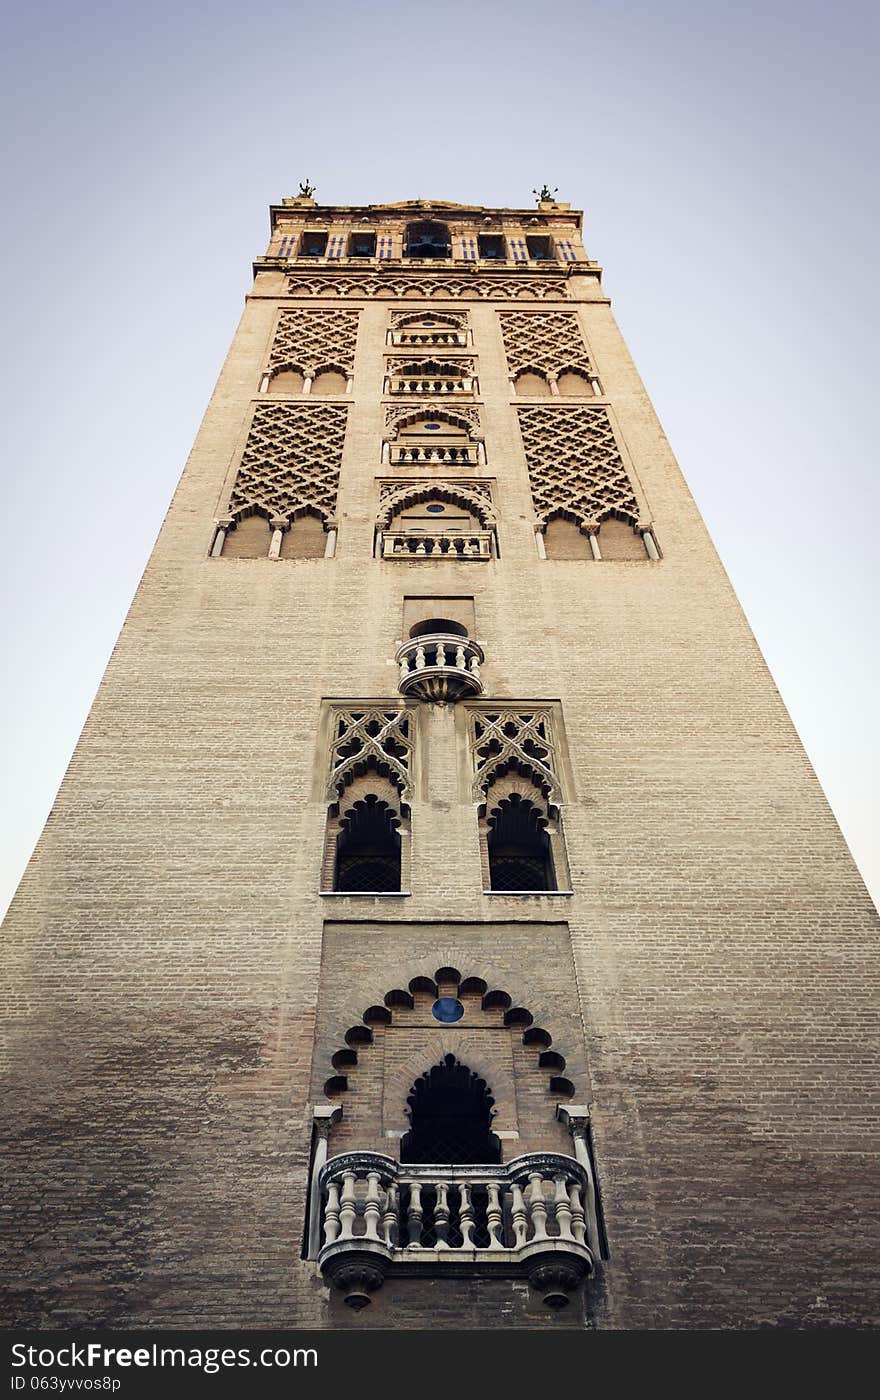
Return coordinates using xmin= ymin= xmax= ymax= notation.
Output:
xmin=229 ymin=403 xmax=348 ymax=523
xmin=498 ymin=311 xmax=592 ymax=375
xmin=268 ymin=308 xmax=360 ymax=374
xmin=516 ymin=405 xmax=639 ymax=526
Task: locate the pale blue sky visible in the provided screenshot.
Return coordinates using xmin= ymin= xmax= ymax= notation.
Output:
xmin=1 ymin=0 xmax=877 ymax=910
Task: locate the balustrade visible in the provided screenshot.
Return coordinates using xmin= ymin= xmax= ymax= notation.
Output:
xmin=390 ymin=329 xmax=469 ymax=348
xmin=388 ymin=442 xmax=481 ymax=466
xmin=383 ymin=531 xmax=492 ymax=561
xmin=387 ymin=376 xmax=474 ymax=395
xmin=317 ymin=1151 xmax=593 ymax=1309
xmin=395 ymin=632 xmax=484 ymax=702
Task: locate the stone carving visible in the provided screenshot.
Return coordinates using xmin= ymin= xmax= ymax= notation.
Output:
xmin=327 ymin=708 xmax=413 ymax=803
xmin=389 ymin=309 xmax=469 ymax=331
xmin=516 ymin=405 xmax=639 ymax=528
xmin=498 ymin=311 xmax=592 ymax=376
xmin=228 ymin=402 xmax=348 ymax=524
xmin=287 ymin=273 xmax=567 ymax=300
xmin=376 ymin=480 xmax=495 ymax=528
xmin=268 ymin=308 xmax=360 ymax=375
xmin=468 ymin=710 xmax=560 ymax=804
xmin=384 ymin=402 xmax=481 ymax=434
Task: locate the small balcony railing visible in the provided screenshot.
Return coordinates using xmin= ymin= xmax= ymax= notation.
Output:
xmin=388 ymin=442 xmax=481 ymax=467
xmin=389 ymin=330 xmax=469 ymax=348
xmin=383 ymin=531 xmax=493 ymax=561
xmin=386 ymin=375 xmax=475 ymax=395
xmin=317 ymin=1151 xmax=593 ymax=1309
xmin=396 ymin=633 xmax=484 ymax=703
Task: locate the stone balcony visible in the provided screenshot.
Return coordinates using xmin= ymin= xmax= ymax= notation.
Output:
xmin=317 ymin=1151 xmax=594 ymax=1309
xmin=389 ymin=329 xmax=470 ymax=348
xmin=395 ymin=633 xmax=484 ymax=703
xmin=382 ymin=531 xmax=493 ymax=561
xmin=387 ymin=441 xmax=482 ymax=467
xmin=386 ymin=375 xmax=475 ymax=395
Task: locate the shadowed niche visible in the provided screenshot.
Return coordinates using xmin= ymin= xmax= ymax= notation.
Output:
xmin=400 ymin=1054 xmax=500 ymax=1164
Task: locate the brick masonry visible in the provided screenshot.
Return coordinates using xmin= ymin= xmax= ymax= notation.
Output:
xmin=1 ymin=198 xmax=878 ymax=1330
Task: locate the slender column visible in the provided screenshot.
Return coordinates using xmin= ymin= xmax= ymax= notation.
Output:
xmin=643 ymin=529 xmax=660 ymax=560
xmin=211 ymin=518 xmax=233 ymax=558
xmin=535 ymin=527 xmax=547 ymax=560
xmin=381 ymin=440 xmax=391 ymax=464
xmin=346 ymin=374 xmax=354 ymax=394
xmin=302 ymin=373 xmax=313 ymax=394
xmin=268 ymin=516 xmax=288 ymax=561
xmin=548 ymin=373 xmax=560 ymax=397
xmin=477 ymin=438 xmax=487 ymax=465
xmin=590 ymin=373 xmax=603 ymax=397
xmin=307 ymin=1104 xmax=342 ymax=1258
xmin=259 ymin=371 xmax=271 ymax=393
xmin=556 ymin=1105 xmax=602 ymax=1256
xmin=588 ymin=532 xmax=602 ymax=561
xmin=509 ymin=376 xmax=518 ymax=396
xmin=324 ymin=524 xmax=338 ymax=559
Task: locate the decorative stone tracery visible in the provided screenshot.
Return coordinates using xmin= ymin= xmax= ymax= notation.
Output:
xmin=516 ymin=404 xmax=640 ymax=529
xmin=287 ymin=273 xmax=568 ymax=300
xmin=498 ymin=311 xmax=592 ymax=377
xmin=268 ymin=308 xmax=359 ymax=376
xmin=326 ymin=707 xmax=413 ymax=805
xmin=227 ymin=402 xmax=348 ymax=526
xmin=468 ymin=709 xmax=560 ymax=805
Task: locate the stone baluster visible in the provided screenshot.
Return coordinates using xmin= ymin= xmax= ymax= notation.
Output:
xmin=462 ymin=377 xmax=473 ymax=393
xmin=382 ymin=1182 xmax=399 ymax=1248
xmin=486 ymin=1181 xmax=504 ymax=1249
xmin=435 ymin=640 xmax=446 ymax=668
xmin=510 ymin=1180 xmax=528 ymax=1249
xmin=568 ymin=1180 xmax=587 ymax=1246
xmin=468 ymin=654 xmax=481 ymax=680
xmin=455 ymin=645 xmax=466 ymax=670
xmin=527 ymin=1172 xmax=549 ymax=1241
xmin=339 ymin=1171 xmax=357 ymax=1241
xmin=434 ymin=1182 xmax=450 ymax=1248
xmin=324 ymin=1179 xmax=341 ymax=1245
xmin=406 ymin=1183 xmax=423 ymax=1247
xmin=398 ymin=652 xmax=410 ymax=684
xmin=363 ymin=1170 xmax=382 ymax=1241
xmin=415 ymin=540 xmax=426 ymax=555
xmin=459 ymin=1184 xmax=475 ymax=1248
xmin=554 ymin=1173 xmax=574 ymax=1240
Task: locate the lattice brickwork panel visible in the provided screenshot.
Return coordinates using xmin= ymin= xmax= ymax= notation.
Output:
xmin=498 ymin=311 xmax=592 ymax=375
xmin=327 ymin=708 xmax=414 ymax=802
xmin=287 ymin=274 xmax=567 ymax=301
xmin=269 ymin=308 xmax=360 ymax=375
xmin=468 ymin=710 xmax=560 ymax=803
xmin=516 ymin=405 xmax=639 ymax=527
xmin=229 ymin=403 xmax=348 ymax=524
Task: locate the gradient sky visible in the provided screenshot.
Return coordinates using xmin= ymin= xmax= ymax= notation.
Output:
xmin=1 ymin=0 xmax=877 ymax=913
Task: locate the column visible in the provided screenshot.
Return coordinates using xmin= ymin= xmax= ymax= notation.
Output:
xmin=268 ymin=517 xmax=288 ymax=560
xmin=211 ymin=518 xmax=234 ymax=558
xmin=307 ymin=1104 xmax=343 ymax=1258
xmin=556 ymin=1104 xmax=602 ymax=1257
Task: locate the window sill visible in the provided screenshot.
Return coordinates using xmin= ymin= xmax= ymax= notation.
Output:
xmin=319 ymin=890 xmax=412 ymax=898
xmin=481 ymin=889 xmax=573 ymax=897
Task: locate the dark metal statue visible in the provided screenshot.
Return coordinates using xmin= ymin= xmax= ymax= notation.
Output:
xmin=533 ymin=185 xmax=558 ymax=202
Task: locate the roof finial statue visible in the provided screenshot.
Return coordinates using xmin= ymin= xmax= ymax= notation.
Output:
xmin=533 ymin=184 xmax=558 ymax=203
xmin=298 ymin=179 xmax=316 ymax=198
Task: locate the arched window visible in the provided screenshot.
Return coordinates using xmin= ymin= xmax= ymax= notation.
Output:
xmin=279 ymin=510 xmax=327 ymax=560
xmin=556 ymin=369 xmax=591 ymax=397
xmin=401 ymin=1055 xmax=500 ymax=1164
xmin=405 ymin=221 xmax=451 ymax=259
xmin=221 ymin=512 xmax=270 ymax=558
xmin=543 ymin=515 xmax=591 ymax=560
xmin=311 ymin=368 xmax=347 ymax=395
xmin=597 ymin=515 xmax=647 ymax=560
xmin=268 ymin=366 xmax=305 ymax=394
xmin=514 ymin=370 xmax=551 ymax=397
xmin=334 ymin=791 xmax=402 ymax=892
xmin=487 ymin=792 xmax=556 ymax=892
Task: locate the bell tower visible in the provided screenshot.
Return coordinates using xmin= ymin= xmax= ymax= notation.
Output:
xmin=2 ymin=190 xmax=878 ymax=1330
